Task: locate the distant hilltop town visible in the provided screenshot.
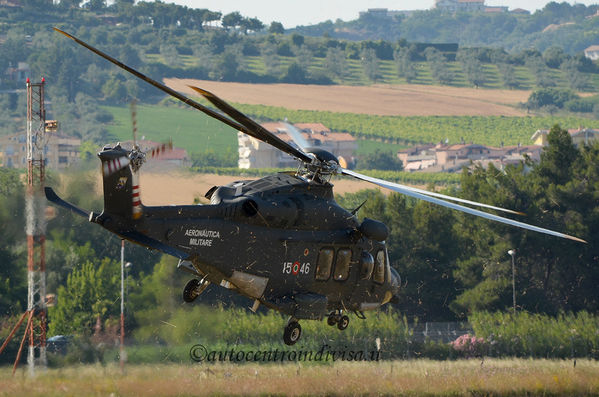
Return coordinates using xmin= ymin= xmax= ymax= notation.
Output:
xmin=360 ymin=0 xmax=528 ymax=18
xmin=434 ymin=0 xmax=509 ymax=14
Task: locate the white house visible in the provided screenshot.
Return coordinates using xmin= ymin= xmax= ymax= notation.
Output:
xmin=238 ymin=122 xmax=357 ymax=169
xmin=584 ymin=45 xmax=599 ymax=61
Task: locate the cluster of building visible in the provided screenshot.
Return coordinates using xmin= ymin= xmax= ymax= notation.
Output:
xmin=360 ymin=1 xmax=530 ymax=19
xmin=0 ymin=131 xmax=188 ymax=170
xmin=398 ymin=128 xmax=599 ymax=172
xmin=398 ymin=142 xmax=541 ymax=172
xmin=238 ymin=122 xmax=599 ymax=173
xmin=433 ymin=0 xmax=519 ymax=14
xmin=2 ymin=62 xmax=30 ymax=86
xmin=0 ymin=129 xmax=81 ymax=169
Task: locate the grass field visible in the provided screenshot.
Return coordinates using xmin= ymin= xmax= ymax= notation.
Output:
xmin=100 ymin=104 xmax=238 ymax=155
xmin=2 ymin=359 xmax=598 ymax=396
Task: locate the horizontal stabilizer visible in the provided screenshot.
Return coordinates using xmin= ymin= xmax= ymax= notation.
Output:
xmin=44 ymin=187 xmax=89 ymax=218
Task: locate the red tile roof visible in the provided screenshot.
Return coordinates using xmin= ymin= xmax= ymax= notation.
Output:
xmin=258 ymin=122 xmax=355 ymax=143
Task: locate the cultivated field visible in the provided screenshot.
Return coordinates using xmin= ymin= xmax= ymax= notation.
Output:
xmin=2 ymin=359 xmax=598 ymax=396
xmin=165 ymin=79 xmax=531 ymax=117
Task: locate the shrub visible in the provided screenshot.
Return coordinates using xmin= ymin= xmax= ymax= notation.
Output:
xmin=470 ymin=311 xmax=599 ymax=359
xmin=564 ymin=96 xmax=599 ymax=113
xmin=526 ymin=88 xmax=578 ymax=109
xmin=451 ymin=334 xmax=486 ymax=358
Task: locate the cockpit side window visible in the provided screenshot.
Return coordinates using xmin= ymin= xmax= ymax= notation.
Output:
xmin=333 ymin=248 xmax=352 ymax=281
xmin=359 ymin=251 xmax=374 ymax=280
xmin=315 ymin=248 xmax=334 ymax=281
xmin=374 ymin=250 xmax=386 ymax=284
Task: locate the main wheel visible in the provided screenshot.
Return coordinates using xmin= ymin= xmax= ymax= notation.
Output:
xmin=183 ymin=279 xmax=200 ymax=303
xmin=337 ymin=315 xmax=349 ymax=331
xmin=283 ymin=321 xmax=302 ymax=345
xmin=327 ymin=313 xmax=337 ymax=326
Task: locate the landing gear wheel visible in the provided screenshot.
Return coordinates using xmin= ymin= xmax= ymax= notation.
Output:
xmin=283 ymin=321 xmax=302 ymax=346
xmin=183 ymin=279 xmax=200 ymax=303
xmin=327 ymin=313 xmax=337 ymax=326
xmin=337 ymin=315 xmax=349 ymax=331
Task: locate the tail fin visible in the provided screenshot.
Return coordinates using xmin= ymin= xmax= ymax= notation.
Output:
xmin=98 ymin=144 xmax=143 ymax=220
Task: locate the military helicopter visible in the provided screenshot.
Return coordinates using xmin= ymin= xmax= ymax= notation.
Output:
xmin=45 ymin=28 xmax=585 ymax=345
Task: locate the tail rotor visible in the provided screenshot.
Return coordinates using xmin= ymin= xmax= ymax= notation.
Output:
xmin=99 ymin=99 xmax=174 ymax=220
xmin=102 ymin=100 xmax=173 ymax=177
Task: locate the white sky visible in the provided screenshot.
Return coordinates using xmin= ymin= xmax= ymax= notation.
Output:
xmin=167 ymin=1 xmax=599 ymax=28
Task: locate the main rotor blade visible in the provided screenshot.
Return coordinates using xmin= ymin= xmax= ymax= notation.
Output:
xmin=347 ymin=172 xmax=524 ymax=216
xmin=188 ymin=86 xmax=312 ymax=163
xmin=341 ymin=168 xmax=586 ymax=243
xmin=53 ymin=28 xmax=248 ymax=134
xmin=407 ymin=186 xmax=524 ymax=216
xmin=282 ymin=122 xmax=310 ymax=152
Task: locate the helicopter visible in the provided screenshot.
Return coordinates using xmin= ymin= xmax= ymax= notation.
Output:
xmin=45 ymin=28 xmax=585 ymax=345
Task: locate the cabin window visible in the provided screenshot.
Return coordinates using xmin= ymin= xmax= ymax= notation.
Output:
xmin=315 ymin=248 xmax=334 ymax=281
xmin=334 ymin=248 xmax=351 ymax=281
xmin=359 ymin=251 xmax=374 ymax=280
xmin=374 ymin=250 xmax=386 ymax=284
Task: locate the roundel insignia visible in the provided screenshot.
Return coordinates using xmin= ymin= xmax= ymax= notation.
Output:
xmin=292 ymin=261 xmax=300 ymax=275
xmin=303 ymin=248 xmax=309 ymax=256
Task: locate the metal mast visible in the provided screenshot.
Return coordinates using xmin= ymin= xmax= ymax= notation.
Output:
xmin=25 ymin=77 xmax=48 ymax=375
xmin=0 ymin=78 xmax=52 ymax=375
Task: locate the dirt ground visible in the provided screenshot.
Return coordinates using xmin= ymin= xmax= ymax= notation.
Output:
xmin=96 ymin=170 xmax=387 ymax=206
xmin=164 ymin=79 xmax=531 ymax=117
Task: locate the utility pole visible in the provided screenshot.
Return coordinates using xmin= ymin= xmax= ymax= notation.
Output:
xmin=508 ymin=249 xmax=516 ymax=314
xmin=120 ymin=239 xmax=126 ymax=373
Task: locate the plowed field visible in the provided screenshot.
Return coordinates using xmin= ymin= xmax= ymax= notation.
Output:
xmin=164 ymin=79 xmax=531 ymax=117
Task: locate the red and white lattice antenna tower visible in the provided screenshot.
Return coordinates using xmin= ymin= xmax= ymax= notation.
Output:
xmin=25 ymin=77 xmax=49 ymax=375
xmin=0 ymin=78 xmax=51 ymax=376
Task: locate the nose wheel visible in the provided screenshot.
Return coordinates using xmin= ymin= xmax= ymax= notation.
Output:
xmin=183 ymin=277 xmax=209 ymax=303
xmin=327 ymin=311 xmax=349 ymax=330
xmin=283 ymin=319 xmax=302 ymax=345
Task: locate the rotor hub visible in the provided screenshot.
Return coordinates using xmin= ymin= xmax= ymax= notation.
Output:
xmin=129 ymin=147 xmax=146 ymax=173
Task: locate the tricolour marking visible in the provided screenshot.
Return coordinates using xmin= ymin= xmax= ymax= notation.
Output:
xmin=131 ymin=176 xmax=142 ymax=219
